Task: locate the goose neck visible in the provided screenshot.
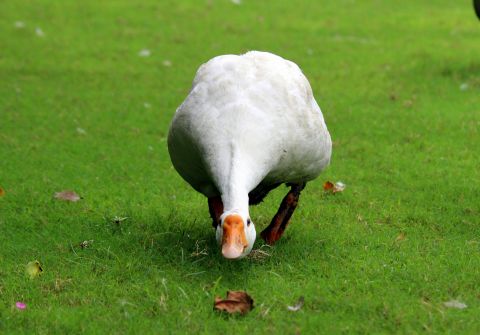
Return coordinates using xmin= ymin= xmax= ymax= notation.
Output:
xmin=221 ymin=183 xmax=249 ymax=215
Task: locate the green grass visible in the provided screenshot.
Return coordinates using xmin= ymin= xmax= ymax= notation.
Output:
xmin=1 ymin=0 xmax=480 ymax=333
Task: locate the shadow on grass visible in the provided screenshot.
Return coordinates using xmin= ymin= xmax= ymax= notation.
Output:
xmin=100 ymin=209 xmax=287 ymax=286
xmin=440 ymin=62 xmax=480 ymax=82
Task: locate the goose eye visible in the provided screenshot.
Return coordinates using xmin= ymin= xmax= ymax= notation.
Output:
xmin=247 ymin=219 xmax=251 ymax=226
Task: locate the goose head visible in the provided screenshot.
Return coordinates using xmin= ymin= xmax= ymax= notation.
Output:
xmin=215 ymin=211 xmax=256 ymax=259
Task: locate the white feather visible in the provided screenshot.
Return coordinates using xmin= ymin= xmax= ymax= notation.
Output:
xmin=168 ymin=51 xmax=332 ymax=216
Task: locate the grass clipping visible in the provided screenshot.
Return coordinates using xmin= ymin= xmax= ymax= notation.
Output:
xmin=214 ymin=291 xmax=254 ymax=315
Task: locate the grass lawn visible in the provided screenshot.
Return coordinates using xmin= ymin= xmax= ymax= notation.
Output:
xmin=1 ymin=0 xmax=480 ymax=333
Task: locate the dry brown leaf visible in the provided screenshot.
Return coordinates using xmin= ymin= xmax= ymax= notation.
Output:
xmin=395 ymin=232 xmax=406 ymax=243
xmin=226 ymin=291 xmax=252 ymax=302
xmin=54 ymin=190 xmax=81 ymax=202
xmin=0 ymin=187 xmax=4 ymax=197
xmin=323 ymin=181 xmax=334 ymax=191
xmin=214 ymin=290 xmax=254 ymax=315
xmin=323 ymin=181 xmax=346 ymax=194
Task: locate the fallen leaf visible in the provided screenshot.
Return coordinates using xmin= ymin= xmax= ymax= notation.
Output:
xmin=287 ymin=296 xmax=304 ymax=312
xmin=54 ymin=190 xmax=81 ymax=202
xmin=214 ymin=290 xmax=254 ymax=315
xmin=226 ymin=291 xmax=252 ymax=302
xmin=323 ymin=181 xmax=334 ymax=191
xmin=25 ymin=260 xmax=43 ymax=279
xmin=323 ymin=181 xmax=346 ymax=194
xmin=443 ymin=299 xmax=467 ymax=309
xmin=0 ymin=187 xmax=4 ymax=197
xmin=15 ymin=302 xmax=26 ymax=310
xmin=395 ymin=232 xmax=406 ymax=243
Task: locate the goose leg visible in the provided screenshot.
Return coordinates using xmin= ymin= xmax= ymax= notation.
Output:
xmin=208 ymin=196 xmax=224 ymax=228
xmin=260 ymin=182 xmax=306 ymax=245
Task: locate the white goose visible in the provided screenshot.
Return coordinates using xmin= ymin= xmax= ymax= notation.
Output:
xmin=168 ymin=51 xmax=332 ymax=259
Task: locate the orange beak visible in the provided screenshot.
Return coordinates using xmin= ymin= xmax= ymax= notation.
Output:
xmin=221 ymin=214 xmax=248 ymax=259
